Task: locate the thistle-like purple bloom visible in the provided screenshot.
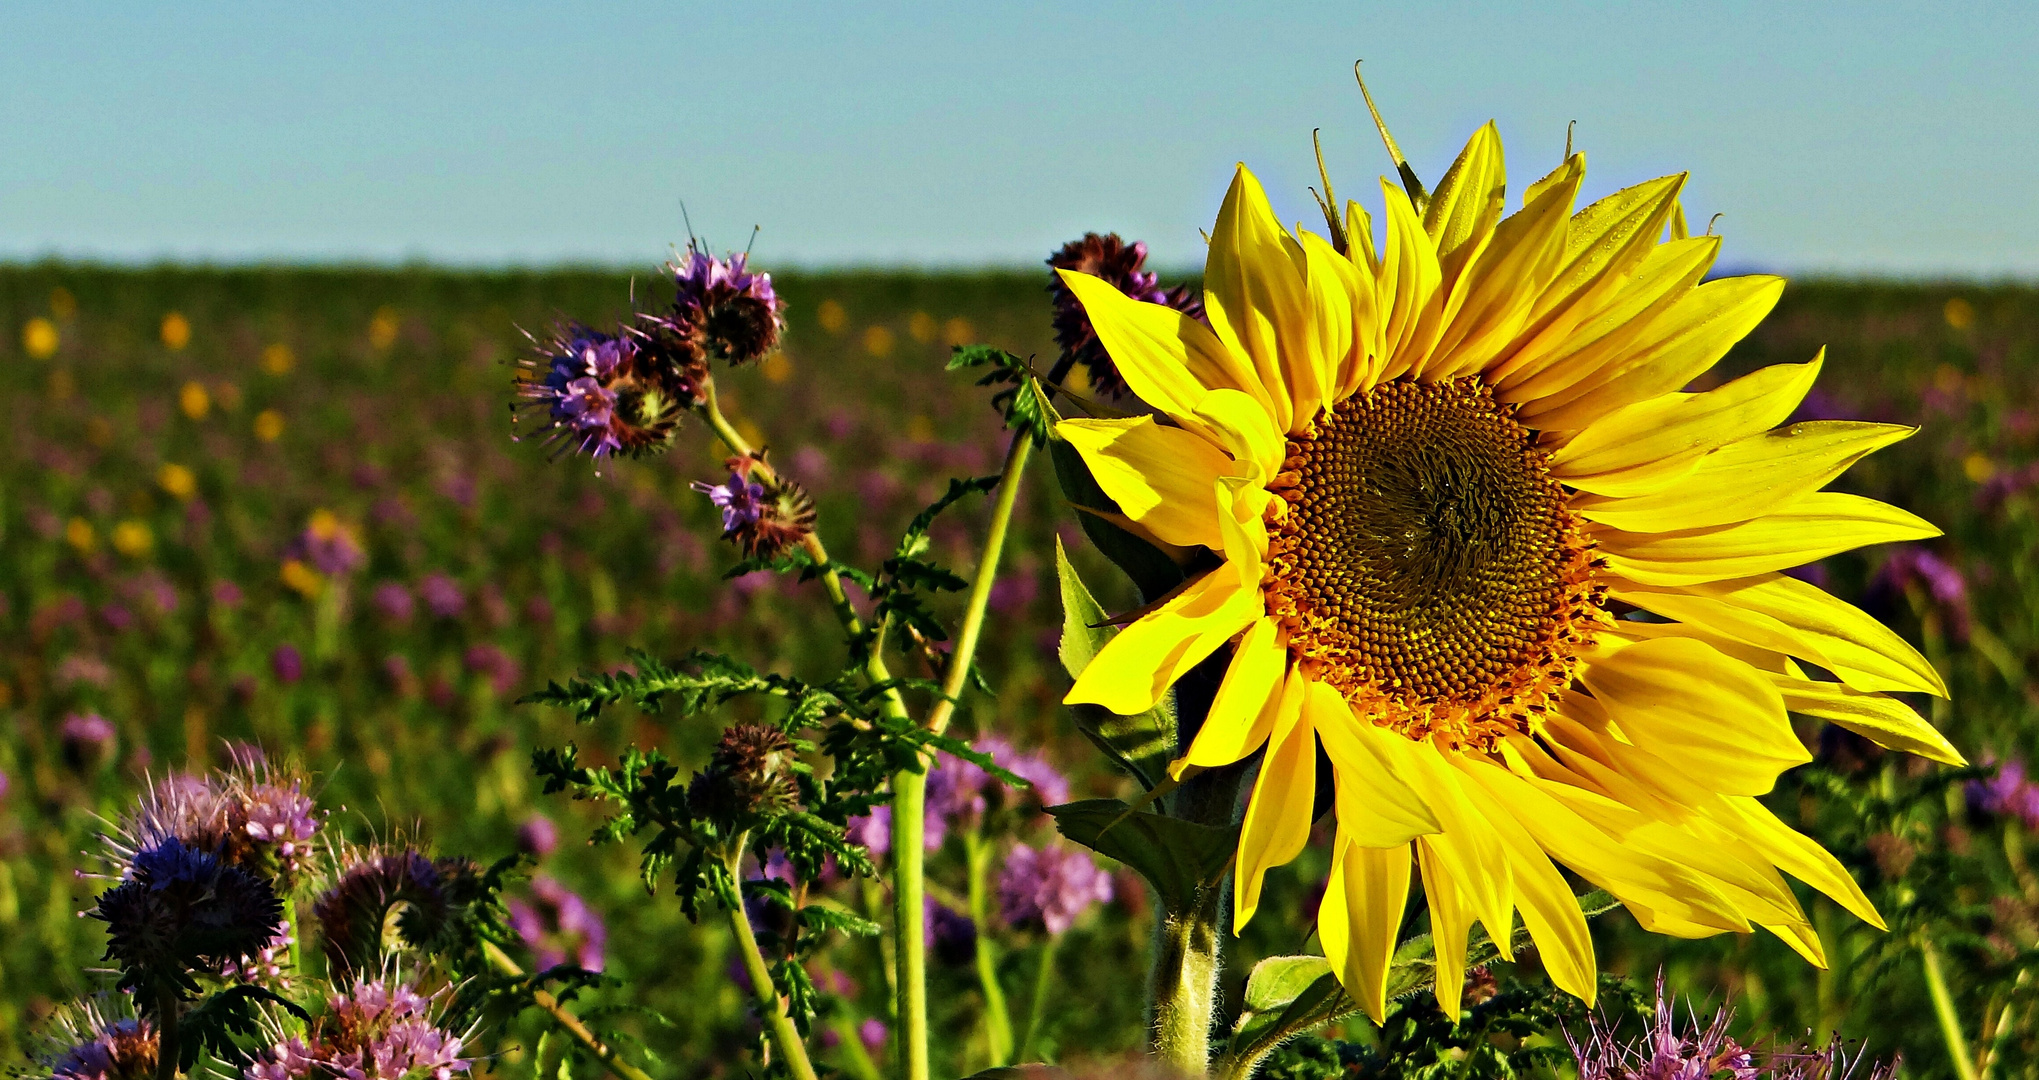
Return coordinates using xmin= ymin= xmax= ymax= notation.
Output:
xmin=61 ymin=713 xmax=118 ymax=772
xmin=41 ymin=1005 xmax=158 ymax=1080
xmin=245 ymin=977 xmax=472 ymax=1080
xmin=371 ymin=581 xmax=415 ymax=624
xmin=1048 ymin=233 xmax=1205 ymax=399
xmin=693 ymin=472 xmax=767 ymax=533
xmin=845 ymin=806 xmax=894 ymax=858
xmin=516 ymin=324 xmax=689 ymax=460
xmin=272 ymin=644 xmax=304 ymax=683
xmin=925 ymin=736 xmax=1071 ymax=849
xmin=418 ymin=573 xmax=464 ymax=620
xmin=1570 ymin=977 xmax=1895 ymax=1080
xmin=997 ymin=842 xmax=1113 ymax=935
xmin=517 ymin=814 xmax=560 ymax=859
xmin=507 ymin=876 xmax=607 ymax=973
xmin=657 ymin=247 xmax=785 ymax=366
xmin=90 ymin=837 xmax=284 ymax=998
xmin=691 ymin=464 xmax=818 ymax=560
xmin=1867 ymin=546 xmax=1970 ymax=642
xmin=1967 ymin=756 xmax=2039 ymax=830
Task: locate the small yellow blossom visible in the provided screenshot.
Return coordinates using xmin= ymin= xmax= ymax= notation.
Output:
xmin=307 ymin=508 xmax=343 ymax=540
xmin=1944 ymin=297 xmax=1976 ymax=331
xmin=1964 ymin=452 xmax=1996 ymax=483
xmin=23 ymin=317 xmax=59 ymax=359
xmin=111 ymin=520 xmax=154 ymax=558
xmin=261 ymin=342 xmax=296 ymax=374
xmin=816 ymin=299 xmax=848 ymax=334
xmin=369 ymin=307 xmax=401 ymax=350
xmin=179 ymin=381 xmax=211 ymax=420
xmin=49 ymin=287 xmax=77 ymax=319
xmin=65 ymin=517 xmax=96 ymax=553
xmin=908 ymin=311 xmax=937 ymax=343
xmin=161 ymin=312 xmax=191 ymax=350
xmin=253 ymin=409 xmax=285 ymax=442
xmin=862 ymin=325 xmax=895 ymax=358
xmin=157 ymin=463 xmax=198 ymax=500
xmin=280 ymin=559 xmax=324 ymax=599
xmin=942 ymin=317 xmax=975 ymax=347
xmin=761 ymin=351 xmax=792 ymax=383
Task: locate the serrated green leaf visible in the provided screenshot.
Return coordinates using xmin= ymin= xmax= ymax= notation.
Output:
xmin=1047 ymin=798 xmax=1234 ymax=915
xmin=1056 ymin=539 xmax=1176 ymax=788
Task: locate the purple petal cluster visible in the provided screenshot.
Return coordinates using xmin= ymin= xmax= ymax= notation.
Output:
xmin=1047 ymin=233 xmax=1205 ymax=399
xmin=102 ymin=764 xmax=324 ymax=889
xmin=1968 ymin=756 xmax=2039 ymax=830
xmin=61 ymin=712 xmax=118 ymax=771
xmin=691 ymin=462 xmax=818 ymax=561
xmin=1977 ymin=460 xmax=2039 ymax=513
xmin=507 ymin=876 xmax=607 ymax=972
xmin=656 ymin=247 xmax=785 ymax=366
xmin=1571 ymin=978 xmax=1895 ymax=1080
xmin=1867 ymin=546 xmax=1970 ymax=641
xmin=693 ymin=472 xmax=767 ymax=533
xmin=245 ymin=978 xmax=471 ymax=1080
xmin=294 ymin=512 xmax=365 ymax=577
xmin=997 ymin=842 xmax=1113 ymax=935
xmin=90 ymin=837 xmax=284 ymax=991
xmin=924 ymin=735 xmax=1071 ymax=848
xmin=42 ymin=1005 xmax=157 ymax=1080
xmin=516 ymin=814 xmax=560 ymax=859
xmin=516 ymin=325 xmax=689 ymax=460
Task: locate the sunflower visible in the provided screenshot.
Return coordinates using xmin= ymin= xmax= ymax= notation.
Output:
xmin=1056 ymin=120 xmax=1959 ymax=1023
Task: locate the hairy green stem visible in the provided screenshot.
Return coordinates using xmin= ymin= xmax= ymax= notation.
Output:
xmin=1016 ymin=933 xmax=1060 ymax=1063
xmin=482 ymin=941 xmax=656 ymax=1080
xmin=721 ymin=851 xmax=822 ymax=1080
xmin=1921 ymin=938 xmax=1979 ymax=1080
xmin=891 ymin=767 xmax=932 ymax=1080
xmin=965 ymin=831 xmax=1014 ymax=1065
xmin=1150 ymin=896 xmax=1222 ymax=1076
xmin=925 ymin=433 xmax=1034 ymax=737
xmin=155 ymin=987 xmax=179 ymax=1080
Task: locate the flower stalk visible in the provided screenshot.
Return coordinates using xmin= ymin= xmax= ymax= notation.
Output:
xmin=1921 ymin=937 xmax=1979 ymax=1080
xmin=1149 ymin=891 xmax=1222 ymax=1076
xmin=481 ymin=940 xmax=656 ymax=1080
xmin=721 ymin=848 xmax=822 ymax=1080
xmin=1015 ymin=933 xmax=1060 ymax=1063
xmin=965 ymin=830 xmax=1014 ymax=1065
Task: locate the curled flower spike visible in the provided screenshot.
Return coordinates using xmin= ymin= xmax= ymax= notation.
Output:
xmin=310 ymin=844 xmax=477 ymax=975
xmin=36 ymin=1000 xmax=158 ymax=1080
xmin=692 ymin=464 xmax=817 ymax=560
xmin=90 ymin=837 xmax=284 ymax=1000
xmin=1047 ymin=232 xmax=1204 ymax=399
xmin=650 ymin=247 xmax=786 ymax=366
xmin=515 ymin=324 xmax=688 ymax=460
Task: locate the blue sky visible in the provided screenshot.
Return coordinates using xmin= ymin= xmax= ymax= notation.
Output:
xmin=4 ymin=2 xmax=2033 ymax=276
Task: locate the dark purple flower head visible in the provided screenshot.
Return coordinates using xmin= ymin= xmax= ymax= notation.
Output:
xmin=271 ymin=644 xmax=304 ymax=683
xmin=1967 ymin=756 xmax=2039 ymax=830
xmin=997 ymin=842 xmax=1112 ymax=935
xmin=926 ymin=897 xmax=977 ymax=966
xmin=61 ymin=713 xmax=118 ymax=772
xmin=1867 ymin=546 xmax=1971 ymax=642
xmin=90 ymin=837 xmax=285 ymax=999
xmin=211 ymin=579 xmax=245 ymax=609
xmin=517 ymin=814 xmax=560 ymax=859
xmin=507 ymin=876 xmax=607 ymax=973
xmin=41 ymin=1003 xmax=158 ymax=1080
xmin=418 ymin=572 xmax=463 ymax=620
xmin=1570 ymin=976 xmax=1895 ymax=1080
xmin=655 ymin=247 xmax=785 ymax=366
xmin=1048 ymin=233 xmax=1205 ymax=399
xmin=688 ymin=724 xmax=804 ymax=828
xmin=516 ymin=324 xmax=689 ymax=460
xmin=461 ymin=643 xmax=520 ymax=696
xmin=693 ymin=461 xmax=817 ymax=561
xmin=371 ymin=581 xmax=415 ymax=624
xmin=294 ymin=511 xmax=365 ymax=577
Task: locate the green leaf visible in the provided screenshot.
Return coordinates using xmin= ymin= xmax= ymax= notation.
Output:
xmin=1047 ymin=798 xmax=1234 ymax=915
xmin=1049 ymin=437 xmax=1183 ymax=603
xmin=1055 ymin=539 xmax=1176 ymax=788
xmin=1244 ymin=955 xmax=1335 ymax=1013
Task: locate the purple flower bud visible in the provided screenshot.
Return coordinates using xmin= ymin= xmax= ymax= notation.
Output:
xmin=210 ymin=579 xmax=245 ymax=609
xmin=517 ymin=814 xmax=560 ymax=859
xmin=311 ymin=846 xmax=477 ymax=975
xmin=270 ymin=644 xmax=303 ymax=684
xmin=507 ymin=876 xmax=607 ymax=973
xmin=1967 ymin=756 xmax=2039 ymax=831
xmin=655 ymin=248 xmax=786 ymax=366
xmin=90 ymin=837 xmax=285 ymax=993
xmin=693 ymin=465 xmax=818 ymax=561
xmin=859 ymin=1018 xmax=888 ymax=1054
xmin=997 ymin=842 xmax=1112 ymax=935
xmin=845 ymin=807 xmax=893 ymax=859
xmin=418 ymin=572 xmax=464 ymax=620
xmin=1048 ymin=233 xmax=1204 ymax=399
xmin=694 ymin=472 xmax=767 ymax=533
xmin=62 ymin=712 xmax=119 ymax=772
xmin=371 ymin=581 xmax=415 ymax=624
xmin=925 ymin=897 xmax=977 ymax=966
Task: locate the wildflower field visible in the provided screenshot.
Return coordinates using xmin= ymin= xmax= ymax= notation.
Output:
xmin=3 ymin=254 xmax=2037 ymax=1079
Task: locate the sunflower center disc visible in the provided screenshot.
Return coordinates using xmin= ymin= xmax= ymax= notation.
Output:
xmin=1264 ymin=378 xmax=1606 ymax=750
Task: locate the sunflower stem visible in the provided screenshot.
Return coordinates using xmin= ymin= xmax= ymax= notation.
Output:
xmin=1921 ymin=937 xmax=1979 ymax=1080
xmin=481 ymin=940 xmax=656 ymax=1080
xmin=1150 ymin=890 xmax=1222 ymax=1076
xmin=722 ymin=849 xmax=822 ymax=1080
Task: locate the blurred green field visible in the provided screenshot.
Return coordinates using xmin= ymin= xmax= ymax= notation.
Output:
xmin=2 ymin=263 xmax=2037 ymax=1077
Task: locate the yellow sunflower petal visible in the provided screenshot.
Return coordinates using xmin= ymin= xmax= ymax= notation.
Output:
xmin=1056 ymin=416 xmax=1234 ymax=549
xmin=1496 ymin=236 xmax=1719 ymax=401
xmin=1549 ymin=355 xmax=1824 ymax=496
xmin=1318 ymin=837 xmax=1412 ymax=1024
xmin=1573 ymin=421 xmax=1916 ymax=531
xmin=1710 ymin=795 xmax=1885 ymax=929
xmin=1205 ymin=165 xmax=1313 ymax=434
xmin=1448 ymin=761 xmax=1596 ymax=1004
xmin=1380 ymin=739 xmax=1514 ymax=955
xmin=1424 ymin=121 xmax=1507 ymax=284
xmin=1416 ymin=840 xmax=1476 ymax=1021
xmin=1376 ymin=179 xmax=1444 ymax=382
xmin=1428 ymin=156 xmax=1580 ymax=381
xmin=1297 ymin=227 xmax=1358 ymax=419
xmin=1312 ymin=685 xmax=1441 ymax=845
xmin=1057 ymin=268 xmax=1272 ymax=430
xmin=1065 ymin=569 xmax=1259 ymax=714
xmin=1608 ymin=572 xmax=1946 ymax=697
xmin=1172 ymin=618 xmax=1286 ymax=775
xmin=1191 ymin=387 xmax=1286 ymax=479
xmin=1235 ymin=667 xmax=1315 ymax=928
xmin=1769 ymin=673 xmax=1965 ymax=765
xmin=1577 ymin=637 xmax=1807 ymax=796
xmin=1519 ymin=273 xmax=1786 ymax=431
xmin=1594 ymin=493 xmax=1942 ymax=586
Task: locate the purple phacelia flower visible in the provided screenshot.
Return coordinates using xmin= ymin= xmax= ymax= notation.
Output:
xmin=507 ymin=876 xmax=607 ymax=973
xmin=926 ymin=897 xmax=977 ymax=966
xmin=211 ymin=579 xmax=245 ymax=609
xmin=1867 ymin=546 xmax=1970 ymax=642
xmin=845 ymin=806 xmax=893 ymax=859
xmin=859 ymin=1018 xmax=887 ymax=1054
xmin=461 ymin=643 xmax=520 ymax=696
xmin=418 ymin=573 xmax=463 ymax=620
xmin=40 ymin=1002 xmax=158 ymax=1080
xmin=89 ymin=837 xmax=284 ymax=996
xmin=371 ymin=581 xmax=415 ymax=624
xmin=515 ymin=324 xmax=688 ymax=460
xmin=271 ymin=644 xmax=304 ymax=683
xmin=997 ymin=842 xmax=1112 ymax=935
xmin=295 ymin=511 xmax=365 ymax=577
xmin=692 ymin=462 xmax=819 ymax=561
xmin=694 ymin=472 xmax=767 ymax=533
xmin=1048 ymin=233 xmax=1205 ymax=399
xmin=1570 ymin=976 xmax=1895 ymax=1080
xmin=924 ymin=736 xmax=1070 ymax=848
xmin=516 ymin=814 xmax=559 ymax=859
xmin=652 ymin=247 xmax=785 ymax=366
xmin=223 ymin=919 xmax=296 ymax=986
xmin=1977 ymin=461 xmax=2039 ymax=514
xmin=1967 ymin=756 xmax=2039 ymax=831
xmin=61 ymin=713 xmax=118 ymax=772
xmin=245 ymin=977 xmax=472 ymax=1080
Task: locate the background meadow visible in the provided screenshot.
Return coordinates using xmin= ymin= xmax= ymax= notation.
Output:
xmin=2 ymin=264 xmax=2036 ymax=1076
